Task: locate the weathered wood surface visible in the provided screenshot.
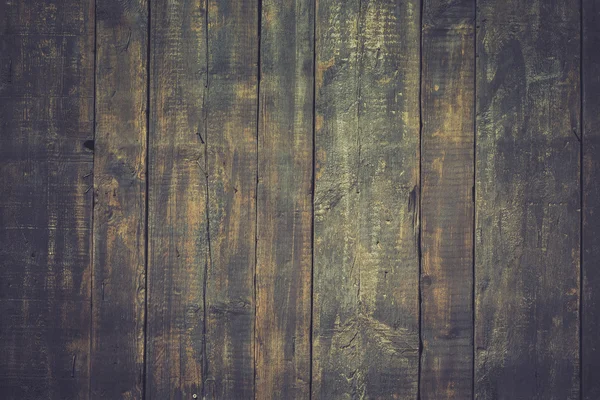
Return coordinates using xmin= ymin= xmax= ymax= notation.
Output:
xmin=256 ymin=0 xmax=314 ymax=398
xmin=0 ymin=0 xmax=594 ymax=399
xmin=0 ymin=0 xmax=94 ymax=399
xmin=583 ymin=0 xmax=600 ymax=399
xmin=91 ymin=1 xmax=148 ymax=398
xmin=475 ymin=0 xmax=580 ymax=399
xmin=420 ymin=0 xmax=474 ymax=398
xmin=313 ymin=0 xmax=421 ymax=398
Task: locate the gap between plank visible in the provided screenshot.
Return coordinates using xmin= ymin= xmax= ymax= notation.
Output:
xmin=579 ymin=0 xmax=584 ymax=397
xmin=88 ymin=0 xmax=98 ymax=398
xmin=254 ymin=0 xmax=262 ymax=397
xmin=417 ymin=0 xmax=424 ymax=397
xmin=310 ymin=0 xmax=318 ymax=398
xmin=472 ymin=0 xmax=478 ymax=398
xmin=142 ymin=0 xmax=152 ymax=398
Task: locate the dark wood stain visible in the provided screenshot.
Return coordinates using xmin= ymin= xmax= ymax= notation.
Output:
xmin=0 ymin=0 xmax=593 ymax=399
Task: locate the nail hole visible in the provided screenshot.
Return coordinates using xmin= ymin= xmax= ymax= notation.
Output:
xmin=83 ymin=140 xmax=95 ymax=151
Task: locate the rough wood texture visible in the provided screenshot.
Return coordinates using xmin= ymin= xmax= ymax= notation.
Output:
xmin=420 ymin=0 xmax=474 ymax=398
xmin=91 ymin=0 xmax=148 ymax=398
xmin=475 ymin=0 xmax=580 ymax=398
xmin=583 ymin=0 xmax=600 ymax=398
xmin=0 ymin=0 xmax=94 ymax=398
xmin=147 ymin=1 xmax=207 ymax=398
xmin=147 ymin=1 xmax=258 ymax=399
xmin=313 ymin=0 xmax=421 ymax=398
xmin=256 ymin=0 xmax=313 ymax=398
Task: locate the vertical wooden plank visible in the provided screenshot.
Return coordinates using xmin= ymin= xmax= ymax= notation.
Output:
xmin=313 ymin=0 xmax=421 ymax=398
xmin=147 ymin=0 xmax=206 ymax=398
xmin=204 ymin=1 xmax=258 ymax=398
xmin=420 ymin=0 xmax=474 ymax=398
xmin=0 ymin=0 xmax=94 ymax=398
xmin=475 ymin=0 xmax=580 ymax=399
xmin=91 ymin=0 xmax=147 ymax=398
xmin=582 ymin=0 xmax=600 ymax=398
xmin=256 ymin=0 xmax=313 ymax=398
xmin=147 ymin=0 xmax=258 ymax=399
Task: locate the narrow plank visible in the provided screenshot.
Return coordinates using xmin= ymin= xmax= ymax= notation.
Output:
xmin=420 ymin=0 xmax=474 ymax=398
xmin=147 ymin=0 xmax=258 ymax=399
xmin=475 ymin=1 xmax=580 ymax=398
xmin=91 ymin=1 xmax=148 ymax=398
xmin=313 ymin=0 xmax=421 ymax=398
xmin=582 ymin=0 xmax=600 ymax=398
xmin=204 ymin=1 xmax=258 ymax=397
xmin=256 ymin=0 xmax=314 ymax=398
xmin=146 ymin=0 xmax=207 ymax=398
xmin=0 ymin=0 xmax=94 ymax=398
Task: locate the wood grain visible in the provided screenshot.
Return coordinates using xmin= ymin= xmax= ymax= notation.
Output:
xmin=420 ymin=0 xmax=474 ymax=398
xmin=91 ymin=0 xmax=148 ymax=398
xmin=0 ymin=0 xmax=94 ymax=398
xmin=256 ymin=0 xmax=314 ymax=398
xmin=475 ymin=0 xmax=580 ymax=398
xmin=313 ymin=0 xmax=421 ymax=398
xmin=583 ymin=0 xmax=600 ymax=398
xmin=0 ymin=2 xmax=593 ymax=399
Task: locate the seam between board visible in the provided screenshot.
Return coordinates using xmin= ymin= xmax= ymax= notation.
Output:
xmin=309 ymin=0 xmax=317 ymax=398
xmin=579 ymin=0 xmax=584 ymax=398
xmin=254 ymin=0 xmax=262 ymax=398
xmin=89 ymin=0 xmax=97 ymax=397
xmin=142 ymin=0 xmax=151 ymax=398
xmin=417 ymin=0 xmax=424 ymax=398
xmin=201 ymin=0 xmax=211 ymax=397
xmin=472 ymin=0 xmax=477 ymax=398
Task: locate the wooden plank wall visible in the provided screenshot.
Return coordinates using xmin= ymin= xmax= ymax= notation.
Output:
xmin=0 ymin=0 xmax=596 ymax=399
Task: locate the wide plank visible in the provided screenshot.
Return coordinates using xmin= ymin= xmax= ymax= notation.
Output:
xmin=313 ymin=0 xmax=421 ymax=397
xmin=0 ymin=0 xmax=94 ymax=398
xmin=256 ymin=0 xmax=314 ymax=398
xmin=147 ymin=1 xmax=258 ymax=399
xmin=475 ymin=0 xmax=580 ymax=398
